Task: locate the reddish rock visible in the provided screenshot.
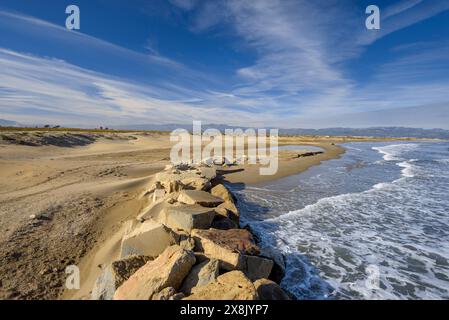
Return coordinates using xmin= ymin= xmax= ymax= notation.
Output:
xmin=177 ymin=190 xmax=223 ymax=207
xmin=114 ymin=245 xmax=195 ymax=300
xmin=191 ymin=228 xmax=260 ymax=270
xmin=183 ymin=271 xmax=258 ymax=300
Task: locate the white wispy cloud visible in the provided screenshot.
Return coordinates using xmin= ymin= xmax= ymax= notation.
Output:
xmin=0 ymin=9 xmax=261 ymax=126
xmin=383 ymin=0 xmax=424 ymax=18
xmin=184 ymin=0 xmax=449 ymax=119
xmin=1 ymin=2 xmax=449 ymax=128
xmin=0 ymin=10 xmax=183 ymax=69
xmin=358 ymin=0 xmax=449 ymax=45
xmin=0 ymin=48 xmax=270 ymax=126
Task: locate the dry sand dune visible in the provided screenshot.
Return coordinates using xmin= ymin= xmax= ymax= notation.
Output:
xmin=0 ymin=133 xmax=173 ymax=299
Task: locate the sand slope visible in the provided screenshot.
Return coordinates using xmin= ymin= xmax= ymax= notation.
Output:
xmin=0 ymin=134 xmax=171 ymax=299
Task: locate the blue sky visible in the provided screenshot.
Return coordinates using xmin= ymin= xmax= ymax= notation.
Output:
xmin=0 ymin=0 xmax=448 ymax=128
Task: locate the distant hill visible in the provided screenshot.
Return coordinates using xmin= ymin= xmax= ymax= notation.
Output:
xmin=278 ymin=127 xmax=449 ymax=139
xmin=113 ymin=123 xmax=241 ymax=132
xmin=113 ymin=124 xmax=449 ymax=139
xmin=0 ymin=119 xmax=20 ymax=127
xmin=288 ymin=103 xmax=449 ymax=130
xmin=3 ymin=121 xmax=449 ymax=139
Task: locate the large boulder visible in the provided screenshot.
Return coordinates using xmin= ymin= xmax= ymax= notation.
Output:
xmin=177 ymin=190 xmax=223 ymax=207
xmin=158 ymin=204 xmax=216 ymax=233
xmin=120 ymin=219 xmax=179 ymax=258
xmin=191 ymin=229 xmax=259 ymax=270
xmin=161 ymin=179 xmax=185 ymax=194
xmin=155 ymin=169 xmax=210 ymax=193
xmin=114 ymin=246 xmax=196 ymax=300
xmin=183 ymin=271 xmax=258 ymax=300
xmin=253 ymin=279 xmax=291 ymax=300
xmin=260 ymin=247 xmax=286 ymax=283
xmin=154 ymin=172 xmax=183 ymax=193
xmin=199 ymin=167 xmax=217 ymax=180
xmin=215 ymin=201 xmax=239 ymax=224
xmin=243 ymin=255 xmax=274 ymax=281
xmin=180 ymin=177 xmax=211 ymax=191
xmin=180 ymin=258 xmax=220 ymax=295
xmin=211 ymin=184 xmax=235 ymax=203
xmin=211 ymin=214 xmax=238 ymax=230
xmin=91 ymin=255 xmax=151 ymax=300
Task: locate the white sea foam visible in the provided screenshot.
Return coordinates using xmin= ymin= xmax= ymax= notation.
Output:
xmin=373 ymin=182 xmax=390 ymax=190
xmin=372 ymin=143 xmax=419 ymax=162
xmin=397 ymin=161 xmax=415 ymax=178
xmin=372 ymin=144 xmax=420 ymax=178
xmin=240 ymin=142 xmax=449 ymax=299
xmin=251 ymin=179 xmax=449 ymax=299
xmin=437 ymin=159 xmax=449 ymax=164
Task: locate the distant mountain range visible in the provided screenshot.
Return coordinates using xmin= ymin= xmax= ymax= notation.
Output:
xmin=0 ymin=119 xmax=20 ymax=126
xmin=279 ymin=127 xmax=449 ymax=139
xmin=289 ymin=103 xmax=449 ymax=130
xmin=2 ymin=118 xmax=449 ymax=139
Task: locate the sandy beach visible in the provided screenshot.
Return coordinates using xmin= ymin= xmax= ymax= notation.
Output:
xmin=0 ymin=132 xmax=171 ymax=299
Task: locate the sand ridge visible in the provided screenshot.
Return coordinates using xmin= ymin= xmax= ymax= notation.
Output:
xmin=0 ymin=133 xmax=170 ymax=299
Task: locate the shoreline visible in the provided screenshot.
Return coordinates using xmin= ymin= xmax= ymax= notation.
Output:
xmin=235 ymin=140 xmax=449 ymax=299
xmin=0 ymin=132 xmax=432 ymax=300
xmin=69 ymin=163 xmax=293 ymax=300
xmin=64 ymin=141 xmax=345 ymax=299
xmin=221 ymin=142 xmax=345 ymax=186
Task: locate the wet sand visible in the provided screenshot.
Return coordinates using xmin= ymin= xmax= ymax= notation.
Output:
xmin=221 ymin=142 xmax=345 ymax=185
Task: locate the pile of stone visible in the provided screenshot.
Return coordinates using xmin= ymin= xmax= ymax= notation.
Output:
xmin=91 ymin=163 xmax=290 ymax=300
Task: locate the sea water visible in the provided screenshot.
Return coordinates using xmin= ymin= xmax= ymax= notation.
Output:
xmin=234 ymin=141 xmax=449 ymax=299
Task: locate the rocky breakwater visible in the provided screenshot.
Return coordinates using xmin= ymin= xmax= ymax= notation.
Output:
xmin=91 ymin=163 xmax=290 ymax=300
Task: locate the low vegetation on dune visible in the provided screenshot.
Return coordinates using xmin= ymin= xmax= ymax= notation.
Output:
xmin=0 ymin=127 xmax=169 ymax=147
